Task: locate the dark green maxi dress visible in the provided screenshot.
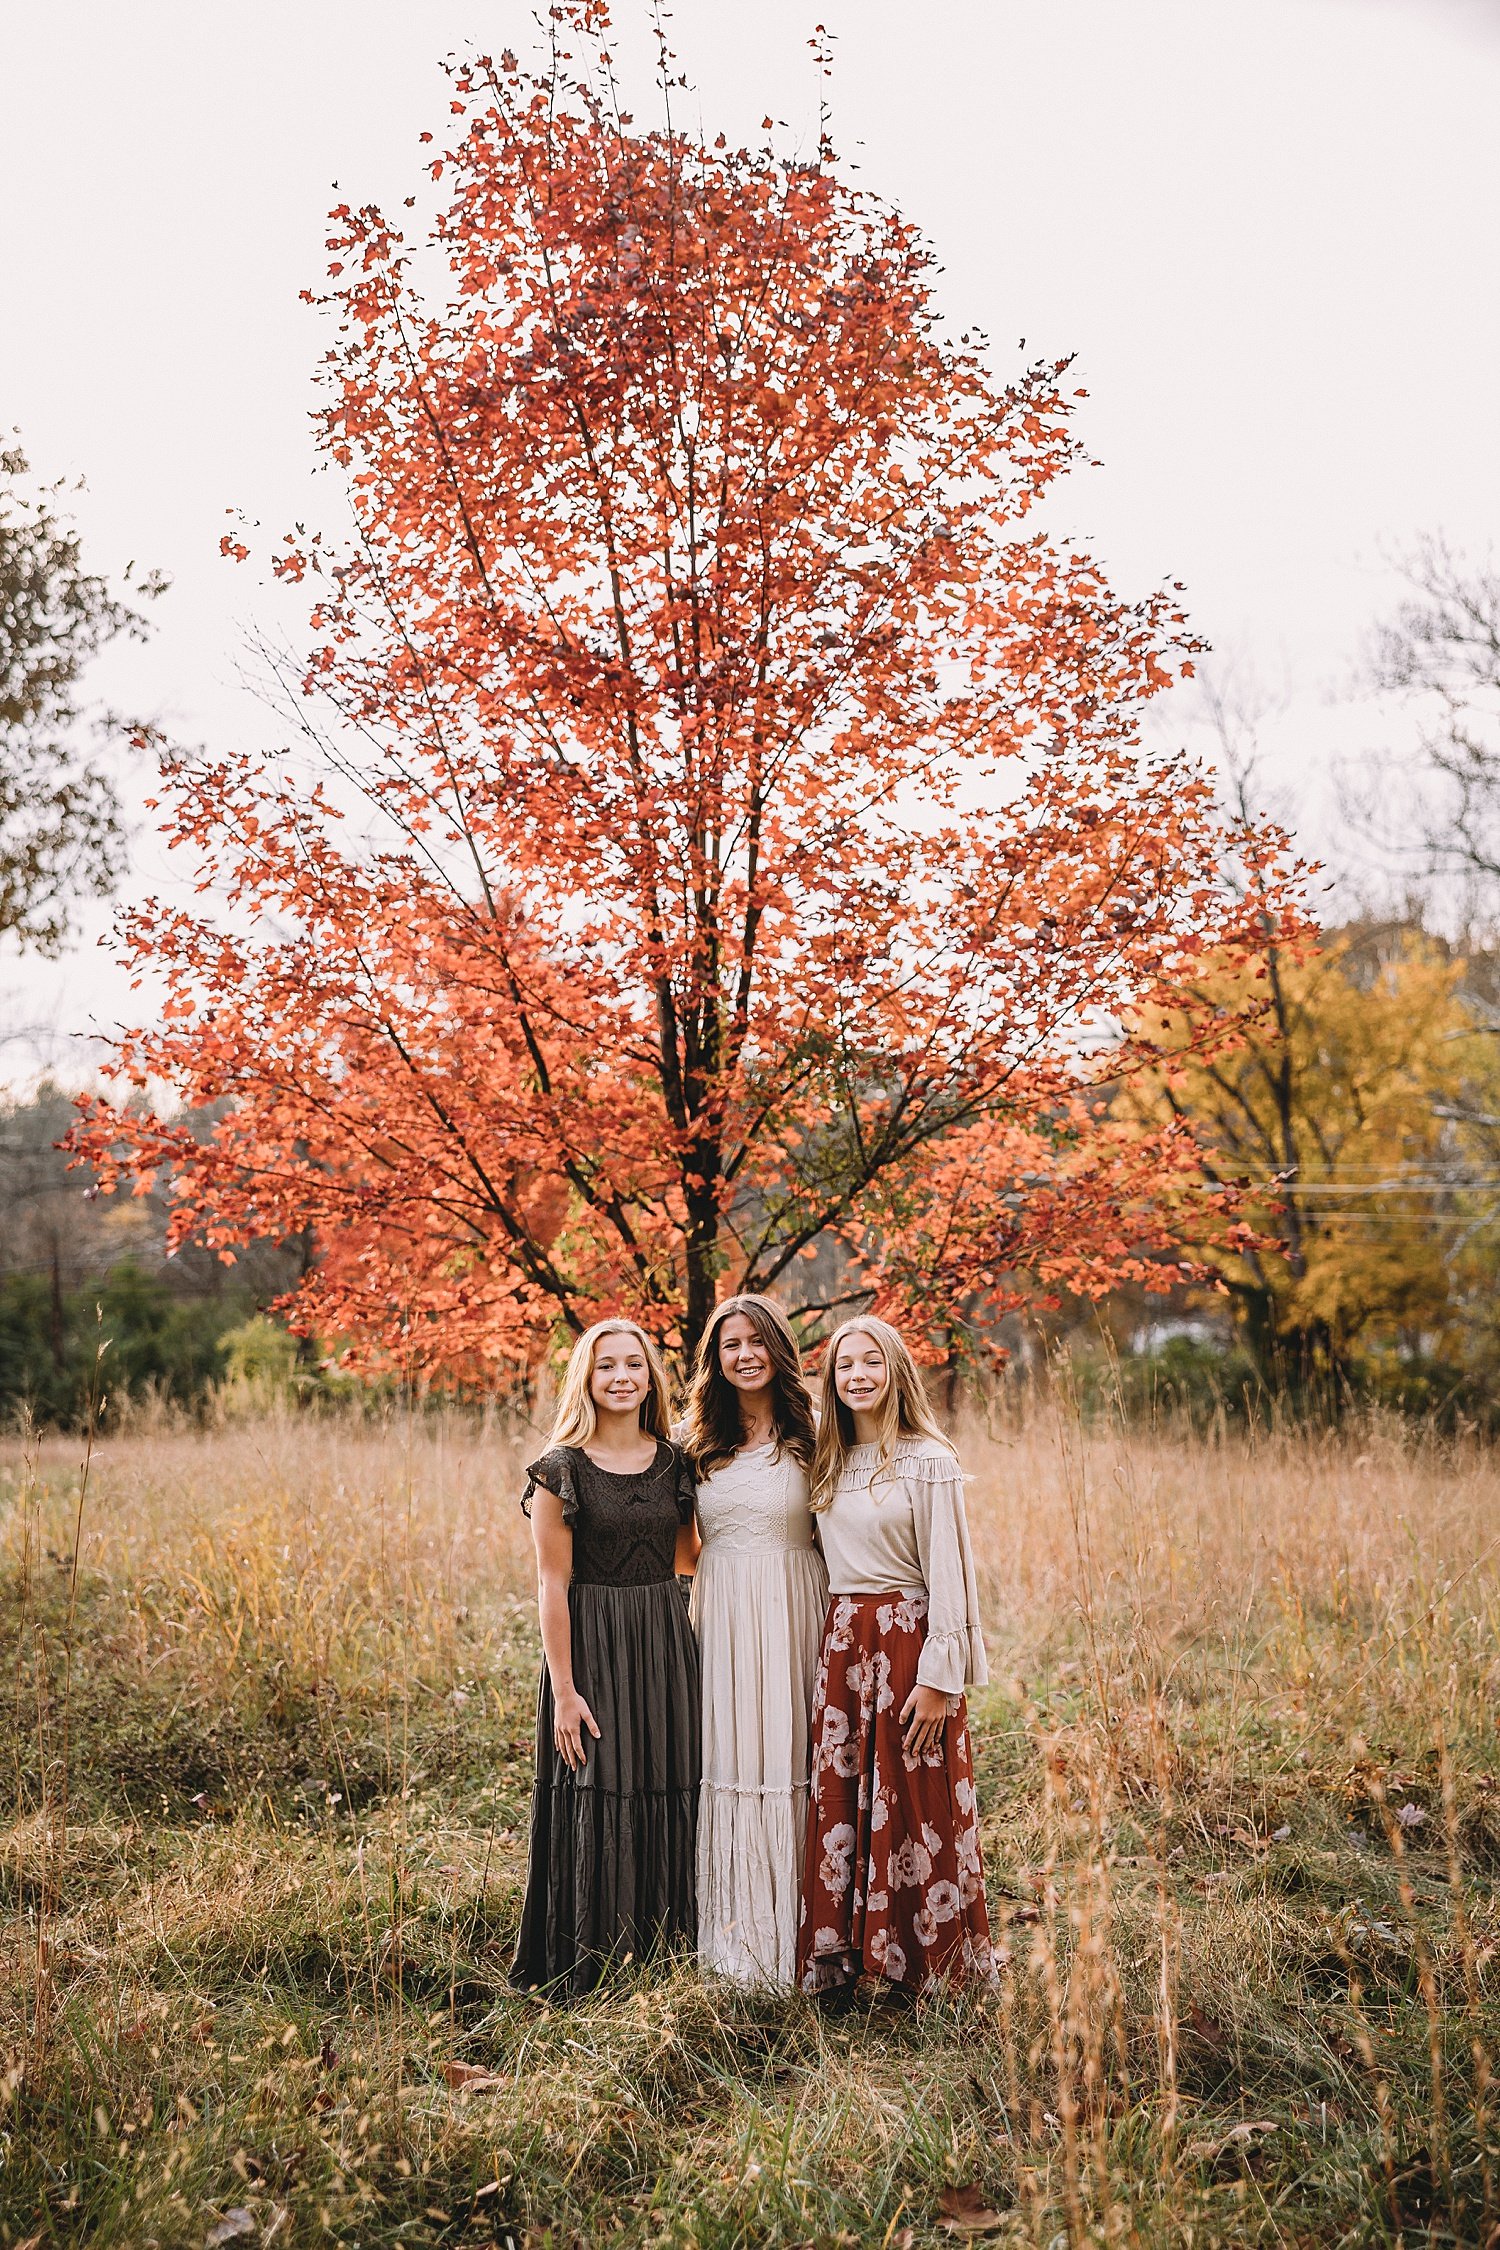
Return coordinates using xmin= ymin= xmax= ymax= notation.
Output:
xmin=511 ymin=1440 xmax=701 ymax=1997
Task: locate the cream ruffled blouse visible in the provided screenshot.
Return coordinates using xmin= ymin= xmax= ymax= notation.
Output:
xmin=816 ymin=1435 xmax=989 ymax=1696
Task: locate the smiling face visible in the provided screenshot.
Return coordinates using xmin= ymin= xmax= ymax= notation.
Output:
xmin=716 ymin=1311 xmax=773 ymax=1395
xmin=833 ymin=1328 xmax=889 ymax=1417
xmin=589 ymin=1332 xmax=652 ymax=1419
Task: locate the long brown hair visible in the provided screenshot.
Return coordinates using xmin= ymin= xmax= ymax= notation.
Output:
xmin=809 ymin=1315 xmax=954 ymax=1510
xmin=549 ymin=1319 xmax=673 ymax=1449
xmin=681 ymin=1293 xmax=817 ymax=1478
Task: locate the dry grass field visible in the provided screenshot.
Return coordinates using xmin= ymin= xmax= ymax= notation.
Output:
xmin=2 ymin=1398 xmax=1498 ymax=2247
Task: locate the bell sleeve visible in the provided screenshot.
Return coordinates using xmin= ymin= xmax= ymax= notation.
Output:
xmin=520 ymin=1446 xmax=581 ymax=1524
xmin=909 ymin=1448 xmax=990 ymax=1696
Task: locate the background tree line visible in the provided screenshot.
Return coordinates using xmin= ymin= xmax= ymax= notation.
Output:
xmin=0 ymin=1081 xmax=309 ymax=1424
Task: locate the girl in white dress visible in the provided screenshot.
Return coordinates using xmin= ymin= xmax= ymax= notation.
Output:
xmin=682 ymin=1293 xmax=827 ymax=1985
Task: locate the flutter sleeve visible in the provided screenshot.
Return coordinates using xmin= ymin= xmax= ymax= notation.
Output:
xmin=909 ymin=1447 xmax=990 ymax=1696
xmin=521 ymin=1446 xmax=581 ymax=1524
xmin=672 ymin=1443 xmax=698 ymax=1526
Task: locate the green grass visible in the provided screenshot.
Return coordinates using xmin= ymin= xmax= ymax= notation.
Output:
xmin=1 ymin=1406 xmax=1497 ymax=2246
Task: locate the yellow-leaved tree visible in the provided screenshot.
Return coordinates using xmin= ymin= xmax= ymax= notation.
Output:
xmin=1133 ymin=922 xmax=1500 ymax=1393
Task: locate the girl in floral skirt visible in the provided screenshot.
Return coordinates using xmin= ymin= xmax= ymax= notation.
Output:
xmin=797 ymin=1316 xmax=995 ymax=1998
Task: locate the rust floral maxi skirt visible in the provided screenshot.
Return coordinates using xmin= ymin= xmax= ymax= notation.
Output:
xmin=796 ymin=1592 xmax=995 ymax=1995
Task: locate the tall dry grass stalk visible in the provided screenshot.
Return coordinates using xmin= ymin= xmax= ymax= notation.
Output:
xmin=1 ymin=1393 xmax=1497 ymax=2245
xmin=17 ymin=1314 xmax=108 ymax=2070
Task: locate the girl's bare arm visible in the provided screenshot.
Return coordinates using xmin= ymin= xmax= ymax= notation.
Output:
xmin=530 ymin=1484 xmax=600 ymax=1770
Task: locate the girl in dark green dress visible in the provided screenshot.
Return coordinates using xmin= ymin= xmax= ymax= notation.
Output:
xmin=512 ymin=1319 xmax=701 ymax=1997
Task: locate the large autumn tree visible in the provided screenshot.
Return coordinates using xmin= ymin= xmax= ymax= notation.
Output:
xmin=77 ymin=9 xmax=1304 ymax=1376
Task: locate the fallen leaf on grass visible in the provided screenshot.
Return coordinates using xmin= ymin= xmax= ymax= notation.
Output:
xmin=441 ymin=2060 xmax=506 ymax=2093
xmin=937 ymin=2183 xmax=1007 ymax=2236
xmin=1184 ymin=2119 xmax=1278 ymax=2163
xmin=1185 ymin=2004 xmax=1230 ymax=2053
xmin=205 ymin=2211 xmax=256 ymax=2246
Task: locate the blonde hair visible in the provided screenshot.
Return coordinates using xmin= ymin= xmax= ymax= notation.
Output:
xmin=809 ymin=1315 xmax=954 ymax=1510
xmin=549 ymin=1319 xmax=673 ymax=1450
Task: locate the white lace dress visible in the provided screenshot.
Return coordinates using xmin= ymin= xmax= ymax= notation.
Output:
xmin=691 ymin=1441 xmax=829 ymax=1985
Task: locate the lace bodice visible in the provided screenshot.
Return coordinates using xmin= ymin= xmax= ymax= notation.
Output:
xmin=695 ymin=1440 xmax=817 ymax=1556
xmin=522 ymin=1441 xmax=696 ymax=1586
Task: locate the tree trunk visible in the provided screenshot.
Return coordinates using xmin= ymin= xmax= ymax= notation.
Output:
xmin=681 ymin=1139 xmax=723 ymax=1367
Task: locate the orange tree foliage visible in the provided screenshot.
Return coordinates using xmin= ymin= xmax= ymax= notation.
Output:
xmin=74 ymin=10 xmax=1305 ymax=1377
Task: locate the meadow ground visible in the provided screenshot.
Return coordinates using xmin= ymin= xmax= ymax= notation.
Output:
xmin=1 ymin=1397 xmax=1498 ymax=2249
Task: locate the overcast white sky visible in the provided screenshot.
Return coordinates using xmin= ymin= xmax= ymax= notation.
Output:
xmin=3 ymin=0 xmax=1499 ymax=1084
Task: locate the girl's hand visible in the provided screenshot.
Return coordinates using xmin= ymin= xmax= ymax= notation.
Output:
xmin=553 ymin=1688 xmax=601 ymax=1771
xmin=899 ymin=1683 xmax=949 ymax=1761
